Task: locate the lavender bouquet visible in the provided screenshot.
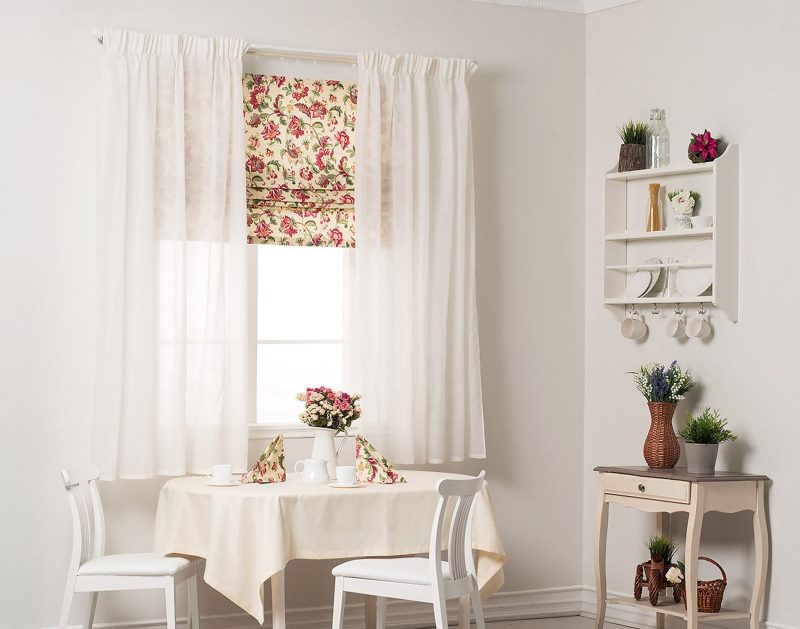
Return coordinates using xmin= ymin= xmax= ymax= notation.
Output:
xmin=631 ymin=361 xmax=694 ymax=403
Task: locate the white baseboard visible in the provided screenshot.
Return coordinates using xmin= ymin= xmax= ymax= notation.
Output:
xmin=45 ymin=586 xmax=583 ymax=629
xmin=580 ymin=585 xmax=798 ymax=629
xmin=45 ymin=585 xmax=798 ymax=629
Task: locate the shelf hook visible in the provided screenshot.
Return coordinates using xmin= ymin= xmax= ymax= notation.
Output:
xmin=675 ymin=304 xmax=683 ymax=316
xmin=651 ymin=303 xmax=660 ymax=315
xmin=698 ymin=303 xmax=707 ymax=316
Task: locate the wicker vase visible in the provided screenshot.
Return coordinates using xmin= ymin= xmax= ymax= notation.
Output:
xmin=643 ymin=401 xmax=680 ymax=469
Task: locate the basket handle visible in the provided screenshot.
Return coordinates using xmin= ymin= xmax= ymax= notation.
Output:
xmin=698 ymin=556 xmax=727 ymax=584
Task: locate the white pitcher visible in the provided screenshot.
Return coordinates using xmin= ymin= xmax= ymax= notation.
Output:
xmin=310 ymin=427 xmax=340 ymax=479
xmin=294 ymin=458 xmax=330 ymax=484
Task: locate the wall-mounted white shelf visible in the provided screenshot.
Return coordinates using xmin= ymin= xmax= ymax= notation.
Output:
xmin=603 ymin=144 xmax=739 ymax=321
xmin=605 ymin=228 xmax=714 ymax=242
xmin=605 ymin=296 xmax=714 ymax=305
xmin=606 ymin=262 xmax=712 ymax=271
xmin=605 ymin=161 xmax=714 ymax=181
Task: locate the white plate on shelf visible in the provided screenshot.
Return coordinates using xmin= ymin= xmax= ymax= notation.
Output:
xmin=624 ymin=262 xmax=652 ymax=299
xmin=328 ymin=482 xmax=366 ymax=489
xmin=206 ymin=480 xmax=241 ymax=487
xmin=640 ymin=257 xmax=663 ymax=296
xmin=676 ymin=240 xmax=714 ymax=297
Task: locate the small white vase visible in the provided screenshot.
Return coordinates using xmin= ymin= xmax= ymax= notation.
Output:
xmin=673 ymin=213 xmax=693 ymax=230
xmin=310 ymin=428 xmax=339 ymax=479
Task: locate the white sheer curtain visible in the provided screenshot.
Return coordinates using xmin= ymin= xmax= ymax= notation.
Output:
xmin=346 ymin=51 xmax=485 ymax=464
xmin=93 ymin=29 xmax=251 ymax=479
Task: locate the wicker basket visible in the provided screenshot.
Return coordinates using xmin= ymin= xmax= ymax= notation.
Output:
xmin=681 ymin=556 xmax=728 ymax=613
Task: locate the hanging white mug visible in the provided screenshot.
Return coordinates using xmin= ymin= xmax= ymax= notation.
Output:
xmin=686 ymin=313 xmax=711 ymax=339
xmin=621 ymin=313 xmax=647 ymax=340
xmin=665 ymin=313 xmax=685 ymax=338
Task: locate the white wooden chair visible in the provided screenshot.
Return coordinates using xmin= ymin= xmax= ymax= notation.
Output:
xmin=59 ymin=466 xmax=200 ymax=629
xmin=330 ymin=471 xmax=487 ymax=629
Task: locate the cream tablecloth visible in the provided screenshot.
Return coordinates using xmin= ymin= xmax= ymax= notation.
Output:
xmin=154 ymin=470 xmax=506 ymax=623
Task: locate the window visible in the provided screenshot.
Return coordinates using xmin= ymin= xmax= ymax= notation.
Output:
xmin=254 ymin=246 xmax=348 ymax=426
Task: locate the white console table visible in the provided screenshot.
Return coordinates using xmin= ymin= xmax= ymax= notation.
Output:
xmin=593 ymin=466 xmax=769 ymax=629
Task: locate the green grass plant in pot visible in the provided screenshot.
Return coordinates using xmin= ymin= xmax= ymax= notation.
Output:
xmin=634 ymin=535 xmax=682 ymax=606
xmin=679 ymin=407 xmax=737 ymax=474
xmin=618 ymin=120 xmax=649 ymax=172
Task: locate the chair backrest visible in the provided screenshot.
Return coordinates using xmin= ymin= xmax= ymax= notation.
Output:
xmin=429 ymin=471 xmax=486 ymax=584
xmin=61 ymin=466 xmax=105 ymax=571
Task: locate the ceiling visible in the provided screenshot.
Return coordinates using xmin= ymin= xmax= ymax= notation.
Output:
xmin=469 ymin=0 xmax=641 ymax=13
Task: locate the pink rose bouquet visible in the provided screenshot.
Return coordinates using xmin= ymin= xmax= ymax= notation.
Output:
xmin=297 ymin=386 xmax=362 ymax=433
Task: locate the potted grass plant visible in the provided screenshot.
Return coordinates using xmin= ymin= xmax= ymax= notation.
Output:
xmin=634 ymin=535 xmax=682 ymax=606
xmin=618 ymin=120 xmax=649 ymax=172
xmin=679 ymin=407 xmax=737 ymax=474
xmin=645 ymin=535 xmax=677 ymax=570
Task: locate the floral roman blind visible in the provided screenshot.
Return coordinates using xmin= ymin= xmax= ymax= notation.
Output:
xmin=243 ymin=74 xmax=357 ymax=247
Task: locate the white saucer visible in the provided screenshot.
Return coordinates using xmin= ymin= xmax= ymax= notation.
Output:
xmin=328 ymin=482 xmax=366 ymax=489
xmin=206 ymin=480 xmax=241 ymax=487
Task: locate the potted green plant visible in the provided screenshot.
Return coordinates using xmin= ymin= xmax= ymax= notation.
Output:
xmin=618 ymin=120 xmax=649 ymax=172
xmin=678 ymin=407 xmax=737 ymax=474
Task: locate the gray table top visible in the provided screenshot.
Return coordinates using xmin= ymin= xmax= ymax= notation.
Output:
xmin=594 ymin=465 xmax=769 ymax=482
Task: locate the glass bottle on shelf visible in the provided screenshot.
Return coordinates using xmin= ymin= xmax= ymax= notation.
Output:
xmin=647 ymin=108 xmax=670 ymax=169
xmin=663 ymin=257 xmax=679 ymax=298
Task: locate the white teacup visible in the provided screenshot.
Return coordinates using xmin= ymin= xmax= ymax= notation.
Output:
xmin=665 ymin=314 xmax=685 ymax=338
xmin=691 ymin=216 xmax=713 ymax=228
xmin=335 ymin=465 xmax=357 ymax=486
xmin=686 ymin=314 xmax=711 ymax=339
xmin=208 ymin=463 xmax=232 ymax=484
xmin=621 ymin=314 xmax=647 ymax=340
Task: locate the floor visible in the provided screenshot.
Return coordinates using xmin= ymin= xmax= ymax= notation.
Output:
xmin=484 ymin=619 xmax=615 ymax=629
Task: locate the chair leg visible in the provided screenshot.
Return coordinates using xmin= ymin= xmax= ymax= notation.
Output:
xmin=375 ymin=596 xmax=387 ymax=629
xmin=470 ymin=588 xmax=486 ymax=629
xmin=187 ymin=572 xmax=200 ymax=629
xmin=165 ymin=577 xmax=177 ymax=629
xmin=58 ymin=574 xmax=76 ymax=629
xmin=432 ymin=592 xmax=449 ymax=629
xmin=459 ymin=595 xmax=470 ymax=629
xmin=332 ymin=577 xmax=346 ymax=629
xmin=84 ymin=592 xmax=99 ymax=629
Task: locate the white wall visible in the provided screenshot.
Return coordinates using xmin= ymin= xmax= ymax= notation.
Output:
xmin=583 ymin=1 xmax=800 ymax=627
xmin=0 ymin=1 xmax=586 ymax=627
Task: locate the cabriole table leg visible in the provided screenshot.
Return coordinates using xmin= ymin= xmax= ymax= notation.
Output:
xmin=750 ymin=481 xmax=768 ymax=629
xmin=655 ymin=512 xmax=670 ymax=629
xmin=594 ymin=491 xmax=609 ymax=629
xmin=684 ymin=486 xmax=706 ymax=629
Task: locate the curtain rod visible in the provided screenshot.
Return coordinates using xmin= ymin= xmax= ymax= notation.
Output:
xmin=91 ymin=28 xmax=357 ymax=65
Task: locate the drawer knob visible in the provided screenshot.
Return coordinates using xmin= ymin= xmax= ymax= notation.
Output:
xmin=638 ymin=483 xmax=646 ymax=493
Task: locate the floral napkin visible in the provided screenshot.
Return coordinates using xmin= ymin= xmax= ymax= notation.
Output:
xmin=241 ymin=434 xmax=286 ymax=484
xmin=355 ymin=435 xmax=406 ymax=484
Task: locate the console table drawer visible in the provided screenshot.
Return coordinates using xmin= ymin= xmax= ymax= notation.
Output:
xmin=602 ymin=473 xmax=691 ymax=504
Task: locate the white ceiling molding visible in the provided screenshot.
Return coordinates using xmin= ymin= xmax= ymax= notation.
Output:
xmin=582 ymin=0 xmax=641 ymax=13
xmin=468 ymin=0 xmax=642 ymax=13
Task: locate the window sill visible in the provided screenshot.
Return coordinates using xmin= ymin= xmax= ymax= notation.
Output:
xmin=248 ymin=423 xmax=361 ymax=440
xmin=248 ymin=424 xmax=313 ymax=440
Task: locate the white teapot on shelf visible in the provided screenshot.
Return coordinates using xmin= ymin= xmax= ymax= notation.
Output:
xmin=294 ymin=458 xmax=330 ymax=484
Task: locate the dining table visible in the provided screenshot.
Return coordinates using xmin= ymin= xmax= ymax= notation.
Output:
xmin=153 ymin=470 xmax=506 ymax=627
